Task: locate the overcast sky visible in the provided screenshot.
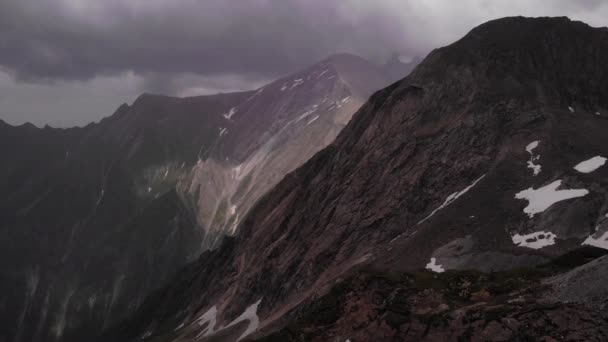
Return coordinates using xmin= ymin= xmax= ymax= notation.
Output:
xmin=1 ymin=0 xmax=607 ymax=127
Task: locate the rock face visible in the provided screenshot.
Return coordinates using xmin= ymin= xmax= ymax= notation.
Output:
xmin=0 ymin=54 xmax=393 ymax=342
xmin=98 ymin=17 xmax=608 ymax=342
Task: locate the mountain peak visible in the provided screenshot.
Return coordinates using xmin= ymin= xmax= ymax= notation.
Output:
xmin=410 ymin=16 xmax=608 ymax=111
xmin=94 ymin=16 xmax=608 ymax=342
xmin=429 ymin=16 xmax=605 ymax=64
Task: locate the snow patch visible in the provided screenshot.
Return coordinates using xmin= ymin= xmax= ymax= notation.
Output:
xmin=306 ymin=115 xmax=320 ymax=125
xmin=526 ymin=141 xmax=539 ymax=153
xmin=147 ymin=187 xmax=152 ymax=193
xmin=568 ymin=106 xmax=575 ymax=113
xmin=514 ymin=180 xmax=589 ymax=218
xmin=512 ymin=231 xmax=556 ymax=249
xmin=224 ymin=299 xmax=263 ymax=341
xmin=425 ymin=258 xmax=445 ymax=273
xmin=87 ymin=295 xmax=96 ymax=310
xmin=141 ymin=330 xmax=152 ymax=339
xmin=290 ymin=78 xmax=304 ymax=89
xmin=389 ymin=230 xmax=417 ymax=244
xmin=596 ymin=112 xmax=601 ymax=116
xmin=247 ymin=88 xmax=264 ymax=101
xmin=280 ymin=83 xmax=288 ymax=91
xmin=230 ymin=213 xmax=240 ymax=234
xmin=223 ymin=107 xmax=237 ymax=120
xmin=294 ymin=108 xmax=317 ymax=123
xmin=317 ymin=69 xmax=329 ymax=78
xmin=195 ymin=306 xmax=218 ymax=338
xmin=230 ymin=205 xmax=237 ymax=215
xmin=573 ymin=156 xmax=607 ymax=173
xmin=525 ymin=140 xmax=542 ymax=176
xmin=219 ymin=127 xmax=228 ymax=137
xmin=418 ymin=174 xmax=486 ymax=224
xmin=95 ymin=189 xmax=105 ymax=207
xmin=582 ymin=231 xmax=608 ymax=250
xmin=232 ymin=165 xmax=242 ymax=180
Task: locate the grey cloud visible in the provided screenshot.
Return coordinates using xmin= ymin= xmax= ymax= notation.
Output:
xmin=1 ymin=0 xmax=608 ymax=127
xmin=0 ymin=0 xmax=418 ymax=83
xmin=2 ymin=0 xmax=607 ymax=84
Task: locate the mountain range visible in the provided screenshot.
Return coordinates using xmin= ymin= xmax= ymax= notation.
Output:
xmin=0 ymin=54 xmax=409 ymax=342
xmin=99 ymin=16 xmax=608 ymax=342
xmin=3 ymin=15 xmax=608 ymax=342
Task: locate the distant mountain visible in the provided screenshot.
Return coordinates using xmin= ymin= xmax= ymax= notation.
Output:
xmin=181 ymin=53 xmax=392 ymax=250
xmin=101 ymin=17 xmax=608 ymax=342
xmin=0 ymin=53 xmax=393 ymax=342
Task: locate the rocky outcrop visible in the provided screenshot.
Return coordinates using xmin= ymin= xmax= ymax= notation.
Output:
xmin=260 ymin=262 xmax=608 ymax=342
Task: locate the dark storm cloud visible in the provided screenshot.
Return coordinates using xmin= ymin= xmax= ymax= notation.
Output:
xmin=1 ymin=0 xmax=608 ymax=127
xmin=1 ymin=0 xmax=607 ymax=84
xmin=0 ymin=0 xmax=415 ymax=83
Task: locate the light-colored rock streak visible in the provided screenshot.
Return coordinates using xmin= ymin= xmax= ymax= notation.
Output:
xmin=418 ymin=174 xmax=486 ymax=224
xmin=195 ymin=305 xmax=218 ymax=338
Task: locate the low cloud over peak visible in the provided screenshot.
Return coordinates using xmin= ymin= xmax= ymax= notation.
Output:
xmin=1 ymin=0 xmax=607 ymax=126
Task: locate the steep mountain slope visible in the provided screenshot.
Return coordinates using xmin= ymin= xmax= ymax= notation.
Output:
xmin=0 ymin=54 xmax=392 ymax=342
xmin=180 ymin=53 xmax=391 ymax=249
xmin=101 ymin=17 xmax=608 ymax=342
xmin=0 ymin=92 xmax=247 ymax=342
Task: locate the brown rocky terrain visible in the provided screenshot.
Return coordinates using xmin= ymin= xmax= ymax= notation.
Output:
xmin=259 ymin=248 xmax=608 ymax=341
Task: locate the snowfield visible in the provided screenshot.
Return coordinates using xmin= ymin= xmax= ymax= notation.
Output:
xmin=224 ymin=299 xmax=263 ymax=341
xmin=512 ymin=231 xmax=556 ymax=249
xmin=582 ymin=231 xmax=608 ymax=250
xmin=194 ymin=306 xmax=218 ymax=337
xmin=188 ymin=300 xmax=262 ymax=341
xmin=525 ymin=140 xmax=542 ymax=176
xmin=515 ymin=180 xmax=589 ymax=218
xmin=425 ymin=258 xmax=445 ymax=273
xmin=573 ymin=156 xmax=607 ymax=173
